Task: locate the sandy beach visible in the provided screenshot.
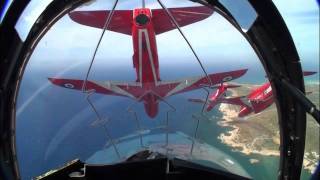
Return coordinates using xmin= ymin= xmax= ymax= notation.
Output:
xmin=217 ymin=87 xmax=319 ymax=173
xmin=217 ymin=88 xmax=279 ymax=155
xmin=217 ymin=98 xmax=279 ymax=156
xmin=303 ymin=152 xmax=320 ymax=173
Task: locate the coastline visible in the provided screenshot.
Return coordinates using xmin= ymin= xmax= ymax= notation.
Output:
xmin=217 ymin=86 xmax=319 ymax=173
xmin=303 ymin=152 xmax=320 ymax=173
xmin=217 ymin=89 xmax=279 ymax=157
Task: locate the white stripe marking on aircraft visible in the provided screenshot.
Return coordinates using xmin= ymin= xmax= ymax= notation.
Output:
xmin=138 ymin=29 xmax=143 ymax=86
xmin=138 ymin=29 xmax=158 ymax=86
xmin=94 ymin=81 xmax=136 ymax=98
xmin=141 ymin=29 xmax=158 ymax=86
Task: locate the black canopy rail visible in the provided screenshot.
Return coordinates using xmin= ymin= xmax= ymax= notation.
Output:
xmin=278 ymin=77 xmax=319 ymax=123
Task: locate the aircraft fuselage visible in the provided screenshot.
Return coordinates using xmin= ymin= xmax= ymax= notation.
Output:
xmin=207 ymin=84 xmax=227 ymax=111
xmin=237 ymin=82 xmax=273 ymax=117
xmin=204 ymin=82 xmax=274 ymax=117
xmin=247 ymin=82 xmax=273 ymax=115
xmin=54 ymin=6 xmax=244 ymax=119
xmin=132 ymin=8 xmax=161 ymax=118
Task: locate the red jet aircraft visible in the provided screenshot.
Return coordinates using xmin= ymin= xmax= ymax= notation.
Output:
xmin=189 ymin=83 xmax=241 ymax=111
xmin=49 ymin=6 xmax=248 ymax=118
xmin=189 ymin=71 xmax=317 ymax=117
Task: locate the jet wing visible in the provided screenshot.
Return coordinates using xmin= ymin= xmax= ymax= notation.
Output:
xmin=106 ymin=69 xmax=247 ymax=99
xmin=164 ymin=69 xmax=248 ymax=97
xmin=68 ymin=6 xmax=213 ymax=35
xmin=48 ymin=78 xmax=137 ymax=98
xmin=48 ymin=78 xmax=180 ymax=100
xmin=152 ymin=6 xmax=214 ymax=35
xmin=303 ymin=71 xmax=317 ymax=76
xmin=69 ymin=10 xmax=133 ymax=35
xmin=48 ymin=69 xmax=247 ymax=100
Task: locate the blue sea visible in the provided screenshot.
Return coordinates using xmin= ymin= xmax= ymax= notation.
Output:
xmin=15 ymin=63 xmax=318 ymax=180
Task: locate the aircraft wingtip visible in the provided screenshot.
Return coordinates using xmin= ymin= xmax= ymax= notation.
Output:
xmin=68 ymin=11 xmax=77 ymax=19
xmin=48 ymin=78 xmax=57 ymax=84
xmin=238 ymin=68 xmax=248 ymax=75
xmin=68 ymin=11 xmax=84 ymax=23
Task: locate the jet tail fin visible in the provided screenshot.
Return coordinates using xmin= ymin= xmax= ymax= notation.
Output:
xmin=264 ymin=71 xmax=317 ymax=78
xmin=69 ymin=6 xmax=214 ymax=35
xmin=224 ymin=84 xmax=241 ymax=88
xmin=219 ymin=96 xmax=246 ymax=106
xmin=69 ymin=10 xmax=133 ymax=35
xmin=306 ymin=91 xmax=312 ymax=95
xmin=221 ymin=96 xmax=252 ymax=117
xmin=152 ymin=6 xmax=214 ymax=34
xmin=188 ymin=98 xmax=206 ymax=104
xmin=303 ymin=71 xmax=317 ymax=76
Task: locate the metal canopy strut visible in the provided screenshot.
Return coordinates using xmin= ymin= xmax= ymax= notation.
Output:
xmin=279 ymin=78 xmax=320 ymax=123
xmin=82 ymin=0 xmax=121 ymax=159
xmin=82 ymin=0 xmax=118 ymax=92
xmin=190 ymin=114 xmax=201 ymax=156
xmin=142 ymin=0 xmax=145 ymax=8
xmin=127 ymin=103 xmax=146 ymax=149
xmin=157 ymin=0 xmax=213 ymax=86
xmin=126 ymin=91 xmax=176 ymax=151
xmin=86 ymin=91 xmax=121 ymax=159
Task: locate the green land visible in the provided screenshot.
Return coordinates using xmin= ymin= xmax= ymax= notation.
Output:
xmin=218 ymin=83 xmax=319 ymax=173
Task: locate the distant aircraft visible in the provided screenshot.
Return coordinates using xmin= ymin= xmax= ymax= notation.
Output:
xmin=189 ymin=83 xmax=241 ymax=112
xmin=49 ymin=6 xmax=248 ymax=118
xmin=189 ymin=71 xmax=317 ymax=118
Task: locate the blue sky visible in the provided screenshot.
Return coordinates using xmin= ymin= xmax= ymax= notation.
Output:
xmin=11 ymin=0 xmax=319 ymax=79
xmin=14 ymin=0 xmax=319 ymax=115
xmin=15 ymin=0 xmax=259 ymax=81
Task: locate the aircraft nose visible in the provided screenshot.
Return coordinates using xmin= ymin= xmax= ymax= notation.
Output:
xmin=48 ymin=78 xmax=61 ymax=86
xmin=144 ymin=100 xmax=158 ymax=119
xmin=147 ymin=110 xmax=157 ymax=118
xmin=238 ymin=113 xmax=245 ymax=118
xmin=238 ymin=107 xmax=251 ymax=117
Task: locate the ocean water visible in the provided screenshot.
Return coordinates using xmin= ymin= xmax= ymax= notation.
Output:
xmin=15 ymin=68 xmax=319 ymax=180
xmin=187 ymin=111 xmax=280 ymax=180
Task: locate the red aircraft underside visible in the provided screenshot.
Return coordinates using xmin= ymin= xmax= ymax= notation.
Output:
xmin=189 ymin=71 xmax=317 ymax=118
xmin=49 ymin=6 xmax=248 ymax=118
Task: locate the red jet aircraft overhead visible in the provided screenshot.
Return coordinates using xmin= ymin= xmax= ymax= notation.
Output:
xmin=49 ymin=6 xmax=248 ymax=118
